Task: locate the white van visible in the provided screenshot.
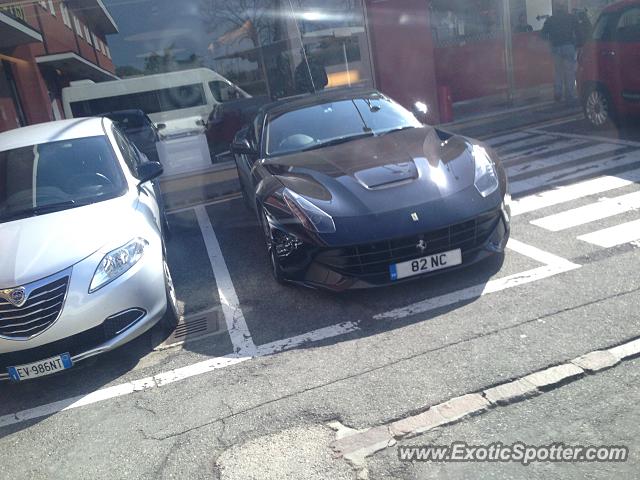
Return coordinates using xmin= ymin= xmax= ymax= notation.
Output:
xmin=62 ymin=68 xmax=249 ymax=138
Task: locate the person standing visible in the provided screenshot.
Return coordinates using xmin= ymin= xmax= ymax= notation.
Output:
xmin=541 ymin=1 xmax=579 ymax=103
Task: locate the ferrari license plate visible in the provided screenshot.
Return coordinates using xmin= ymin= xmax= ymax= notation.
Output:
xmin=7 ymin=353 xmax=73 ymax=382
xmin=390 ymin=249 xmax=462 ymax=281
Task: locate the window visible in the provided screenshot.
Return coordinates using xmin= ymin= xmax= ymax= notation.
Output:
xmin=92 ymin=33 xmax=99 ymax=48
xmin=47 ymin=0 xmax=56 ymax=16
xmin=70 ymin=84 xmax=207 ymax=117
xmin=112 ymin=126 xmax=143 ymax=175
xmin=615 ymin=8 xmax=640 ymax=42
xmin=84 ymin=26 xmax=92 ymax=44
xmin=593 ymin=13 xmax=618 ymax=41
xmin=0 ymin=136 xmax=126 ymax=224
xmin=60 ymin=3 xmax=71 ymax=28
xmin=105 ymin=45 xmax=111 ymax=59
xmin=72 ymin=15 xmax=82 ymax=37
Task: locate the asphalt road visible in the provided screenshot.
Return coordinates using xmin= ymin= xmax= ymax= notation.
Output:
xmin=0 ymin=116 xmax=639 ymax=480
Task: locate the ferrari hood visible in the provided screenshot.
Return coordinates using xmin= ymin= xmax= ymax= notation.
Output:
xmin=264 ymin=126 xmax=484 ymax=218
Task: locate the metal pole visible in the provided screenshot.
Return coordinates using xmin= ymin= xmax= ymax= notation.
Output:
xmin=343 ymin=41 xmax=352 ymax=87
xmin=502 ymin=0 xmax=515 ymax=103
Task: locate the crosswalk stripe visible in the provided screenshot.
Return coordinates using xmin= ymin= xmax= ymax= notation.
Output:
xmin=511 ymin=169 xmax=640 ymax=216
xmin=496 ymin=135 xmax=555 ymax=153
xmin=530 ymin=191 xmax=640 ymax=231
xmin=501 ymin=139 xmax=590 ymax=163
xmin=577 ymin=219 xmax=640 ymax=248
xmin=510 ymin=150 xmax=639 ymax=196
xmin=486 ymin=132 xmax=536 ymax=147
xmin=505 ymin=143 xmax=622 ymax=178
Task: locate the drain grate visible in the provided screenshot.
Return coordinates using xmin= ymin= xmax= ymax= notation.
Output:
xmin=155 ymin=307 xmax=223 ymax=350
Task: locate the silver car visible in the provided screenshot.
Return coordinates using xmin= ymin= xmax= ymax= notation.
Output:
xmin=0 ymin=118 xmax=179 ymax=382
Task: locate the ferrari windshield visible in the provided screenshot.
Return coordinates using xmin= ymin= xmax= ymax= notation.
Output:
xmin=0 ymin=136 xmax=126 ymax=224
xmin=265 ymin=95 xmax=422 ymax=156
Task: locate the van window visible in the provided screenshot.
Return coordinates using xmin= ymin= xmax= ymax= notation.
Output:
xmin=592 ymin=13 xmax=617 ymax=42
xmin=70 ymin=84 xmax=207 ymax=117
xmin=615 ymin=8 xmax=640 ymax=42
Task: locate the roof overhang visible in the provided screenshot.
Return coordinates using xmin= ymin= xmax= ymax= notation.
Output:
xmin=0 ymin=11 xmax=43 ymax=49
xmin=66 ymin=0 xmax=118 ymax=34
xmin=36 ymin=52 xmax=118 ymax=81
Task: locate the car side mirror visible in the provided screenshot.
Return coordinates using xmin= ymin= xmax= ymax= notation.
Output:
xmin=137 ymin=161 xmax=163 ymax=185
xmin=412 ymin=101 xmax=429 ymax=124
xmin=156 ymin=123 xmax=166 ymax=130
xmin=231 ymin=127 xmax=257 ymax=155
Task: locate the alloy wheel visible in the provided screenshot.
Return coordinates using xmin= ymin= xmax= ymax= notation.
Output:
xmin=585 ymin=89 xmax=610 ymax=127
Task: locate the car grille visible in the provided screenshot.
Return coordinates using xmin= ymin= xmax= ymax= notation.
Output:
xmin=316 ymin=209 xmax=502 ymax=278
xmin=0 ymin=270 xmax=70 ymax=339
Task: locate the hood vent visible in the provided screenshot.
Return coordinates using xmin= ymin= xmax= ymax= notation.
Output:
xmin=354 ymin=161 xmax=419 ymax=189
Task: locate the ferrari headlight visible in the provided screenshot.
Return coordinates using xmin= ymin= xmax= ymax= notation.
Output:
xmin=89 ymin=238 xmax=148 ymax=293
xmin=283 ymin=189 xmax=336 ymax=233
xmin=473 ymin=144 xmax=500 ymax=198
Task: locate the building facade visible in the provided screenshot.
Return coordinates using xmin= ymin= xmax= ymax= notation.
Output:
xmin=0 ymin=0 xmax=117 ymax=133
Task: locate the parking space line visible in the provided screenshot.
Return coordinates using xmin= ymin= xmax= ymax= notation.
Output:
xmin=374 ymin=239 xmax=580 ymax=321
xmin=531 ymin=191 xmax=640 ymax=232
xmin=511 ymin=169 xmax=640 ymax=216
xmin=166 ymin=193 xmax=242 ymax=215
xmin=194 ymin=205 xmax=257 ymax=357
xmin=525 ymin=129 xmax=640 ymax=148
xmin=510 ymin=151 xmax=639 ymax=196
xmin=0 ymin=324 xmax=359 ymax=429
xmin=577 ymin=219 xmax=640 ymax=248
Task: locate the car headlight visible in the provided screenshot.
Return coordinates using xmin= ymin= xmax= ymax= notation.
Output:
xmin=89 ymin=238 xmax=149 ymax=293
xmin=473 ymin=144 xmax=500 ymax=197
xmin=283 ymin=188 xmax=336 ymax=233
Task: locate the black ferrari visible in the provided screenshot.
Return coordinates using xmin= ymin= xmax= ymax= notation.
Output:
xmin=231 ymin=88 xmax=511 ymax=291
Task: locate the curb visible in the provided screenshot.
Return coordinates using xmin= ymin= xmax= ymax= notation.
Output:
xmin=329 ymin=335 xmax=640 ymax=465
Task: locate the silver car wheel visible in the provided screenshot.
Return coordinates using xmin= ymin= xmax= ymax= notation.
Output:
xmin=585 ymin=89 xmax=610 ymax=127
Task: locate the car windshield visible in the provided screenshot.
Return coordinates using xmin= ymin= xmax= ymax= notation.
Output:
xmin=0 ymin=136 xmax=126 ymax=223
xmin=265 ymin=95 xmax=422 ymax=156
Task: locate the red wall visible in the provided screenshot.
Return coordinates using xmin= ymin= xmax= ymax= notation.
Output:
xmin=11 ymin=45 xmax=53 ymax=125
xmin=513 ymin=32 xmax=554 ymax=89
xmin=365 ymin=0 xmax=441 ymax=123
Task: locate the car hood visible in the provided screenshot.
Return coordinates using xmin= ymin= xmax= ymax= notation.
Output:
xmin=264 ymin=126 xmax=487 ymax=217
xmin=0 ymin=195 xmax=139 ymax=288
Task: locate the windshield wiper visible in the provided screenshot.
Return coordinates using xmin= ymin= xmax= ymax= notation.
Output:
xmin=300 ymin=132 xmax=374 ymax=152
xmin=33 ymin=200 xmax=77 ymax=215
xmin=378 ymin=126 xmax=416 ymax=136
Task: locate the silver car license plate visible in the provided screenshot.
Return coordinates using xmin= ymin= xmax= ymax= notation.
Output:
xmin=7 ymin=353 xmax=73 ymax=381
xmin=390 ymin=249 xmax=462 ymax=281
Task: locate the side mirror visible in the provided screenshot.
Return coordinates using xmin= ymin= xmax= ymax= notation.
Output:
xmin=412 ymin=101 xmax=429 ymax=124
xmin=136 ymin=161 xmax=163 ymax=185
xmin=230 ymin=127 xmax=257 ymax=155
xmin=156 ymin=123 xmax=167 ymax=130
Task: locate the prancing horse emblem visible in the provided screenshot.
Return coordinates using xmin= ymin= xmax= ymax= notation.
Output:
xmin=411 ymin=212 xmax=419 ymax=222
xmin=1 ymin=287 xmax=27 ymax=308
xmin=416 ymin=240 xmax=428 ymax=253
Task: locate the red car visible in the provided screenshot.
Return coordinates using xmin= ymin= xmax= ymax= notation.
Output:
xmin=577 ymin=0 xmax=640 ymax=127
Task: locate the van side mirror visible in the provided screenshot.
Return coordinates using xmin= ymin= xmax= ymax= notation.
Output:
xmin=412 ymin=101 xmax=429 ymax=124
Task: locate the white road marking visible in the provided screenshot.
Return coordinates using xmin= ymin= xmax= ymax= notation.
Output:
xmin=577 ymin=219 xmax=640 ymax=248
xmin=0 ymin=323 xmax=359 ymax=429
xmin=525 ymin=129 xmax=640 ymax=148
xmin=531 ymin=191 xmax=640 ymax=232
xmin=167 ymin=194 xmax=242 ymax=215
xmin=505 ymin=143 xmax=620 ymax=177
xmin=501 ymin=139 xmax=588 ymax=163
xmin=195 ymin=205 xmax=257 ymax=357
xmin=510 ymin=150 xmax=639 ymax=196
xmin=374 ymin=239 xmax=580 ymax=321
xmin=486 ymin=132 xmax=535 ymax=147
xmin=511 ymin=169 xmax=640 ymax=216
xmin=496 ymin=135 xmax=555 ymax=152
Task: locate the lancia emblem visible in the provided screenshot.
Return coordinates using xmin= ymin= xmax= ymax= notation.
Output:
xmin=416 ymin=240 xmax=428 ymax=253
xmin=411 ymin=212 xmax=419 ymax=222
xmin=2 ymin=287 xmax=27 ymax=308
